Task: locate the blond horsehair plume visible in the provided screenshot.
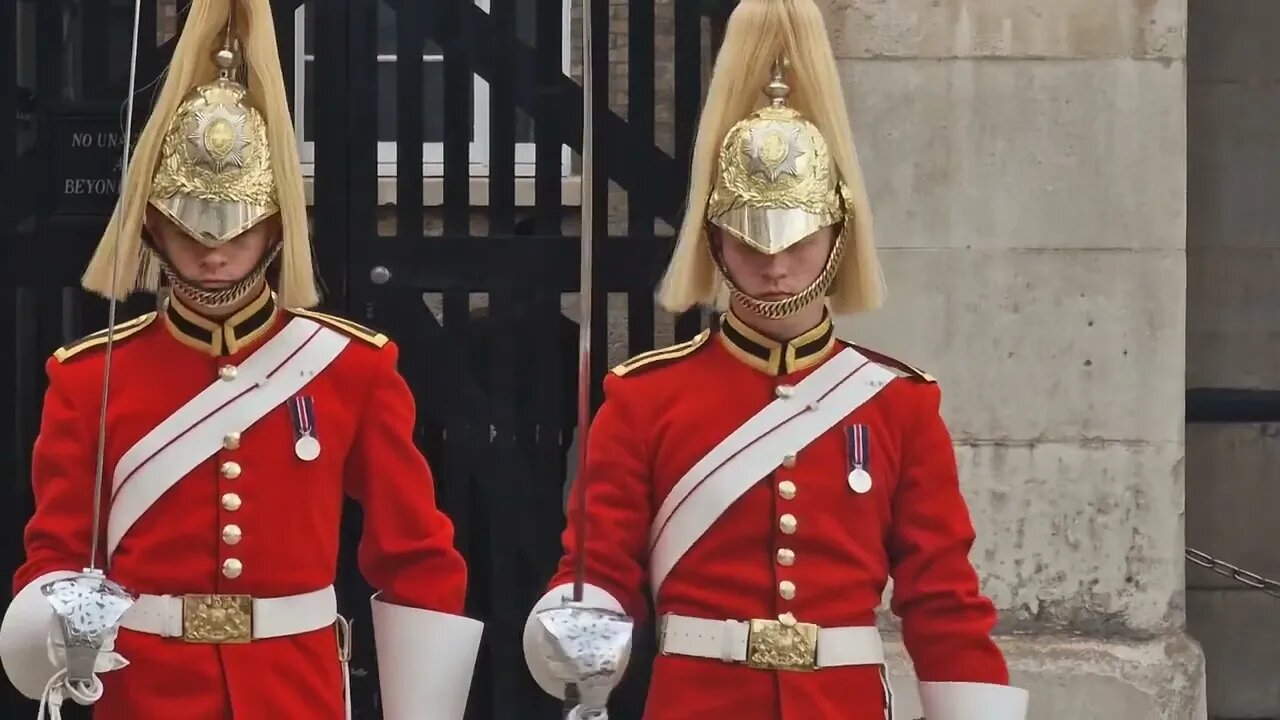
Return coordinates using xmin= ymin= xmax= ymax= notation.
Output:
xmin=656 ymin=0 xmax=883 ymax=316
xmin=82 ymin=0 xmax=318 ymax=308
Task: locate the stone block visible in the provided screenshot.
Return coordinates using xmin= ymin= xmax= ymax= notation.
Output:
xmin=1189 ymin=0 xmax=1280 ymax=84
xmin=1185 ymin=424 xmax=1280 ymax=590
xmin=836 ymin=248 xmax=1185 ymax=445
xmin=1186 ymin=248 xmax=1280 ymax=390
xmin=822 ymin=0 xmax=1185 ymax=59
xmin=883 ymin=633 xmax=1207 ymax=720
xmin=1188 ymin=83 xmax=1280 ymax=252
xmin=1187 ymin=589 xmax=1280 ymax=718
xmin=948 ymin=441 xmax=1184 ymax=634
xmin=842 ymin=59 xmax=1185 ymax=252
xmin=1185 ymin=83 xmax=1280 ymax=388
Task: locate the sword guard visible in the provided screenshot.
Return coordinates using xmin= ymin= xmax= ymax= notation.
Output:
xmin=536 ymin=602 xmax=633 ymax=715
xmin=42 ymin=569 xmax=136 ymax=685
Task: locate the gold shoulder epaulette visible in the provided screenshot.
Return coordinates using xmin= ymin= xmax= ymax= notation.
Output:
xmin=53 ymin=312 xmax=158 ymax=363
xmin=289 ymin=308 xmax=389 ymax=348
xmin=845 ymin=342 xmax=936 ymax=383
xmin=611 ymin=329 xmax=711 ymax=377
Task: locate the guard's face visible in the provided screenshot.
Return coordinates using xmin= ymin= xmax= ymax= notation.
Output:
xmin=146 ymin=209 xmax=278 ymax=289
xmin=715 ymin=224 xmax=835 ymax=302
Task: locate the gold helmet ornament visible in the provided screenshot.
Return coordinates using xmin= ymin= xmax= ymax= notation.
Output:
xmin=657 ymin=0 xmax=883 ymax=320
xmin=82 ymin=0 xmax=318 ymax=309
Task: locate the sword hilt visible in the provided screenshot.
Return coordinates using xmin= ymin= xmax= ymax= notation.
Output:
xmin=42 ymin=570 xmax=136 ymax=684
xmin=562 ymin=686 xmax=580 ymax=718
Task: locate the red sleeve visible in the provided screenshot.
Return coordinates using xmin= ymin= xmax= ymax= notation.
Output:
xmin=887 ymin=381 xmax=1009 ymax=684
xmin=549 ymin=373 xmax=652 ymax=618
xmin=14 ymin=357 xmax=103 ymax=593
xmin=344 ymin=341 xmax=468 ymax=613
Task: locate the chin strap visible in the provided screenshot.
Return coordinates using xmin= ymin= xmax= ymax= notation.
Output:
xmin=153 ymin=241 xmax=283 ymax=310
xmin=708 ymin=227 xmax=848 ymax=320
xmin=141 ymin=224 xmax=283 ymax=311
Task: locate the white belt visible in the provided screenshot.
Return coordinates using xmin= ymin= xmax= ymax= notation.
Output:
xmin=658 ymin=613 xmax=885 ymax=669
xmin=120 ymin=585 xmax=339 ymax=642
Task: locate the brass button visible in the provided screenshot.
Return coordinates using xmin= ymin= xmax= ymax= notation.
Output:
xmin=221 ymin=558 xmax=243 ymax=579
xmin=776 ymin=548 xmax=796 ymax=566
xmin=777 ymin=480 xmax=797 ymax=500
xmin=778 ymin=580 xmax=796 ymax=600
xmin=221 ymin=492 xmax=242 ymax=511
xmin=221 ymin=524 xmax=243 ymax=546
xmin=781 ymin=454 xmax=797 ymax=469
xmin=222 ymin=432 xmax=241 ymax=450
xmin=775 ymin=385 xmax=795 ymax=399
xmin=779 ymin=513 xmax=797 ymax=534
xmin=220 ymin=461 xmax=241 ymax=479
xmin=219 ymin=365 xmax=238 ymax=381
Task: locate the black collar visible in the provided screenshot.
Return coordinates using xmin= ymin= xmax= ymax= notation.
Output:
xmin=163 ymin=286 xmax=278 ymax=356
xmin=717 ymin=309 xmax=836 ymax=376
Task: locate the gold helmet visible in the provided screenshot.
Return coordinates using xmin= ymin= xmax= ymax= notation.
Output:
xmin=657 ymin=0 xmax=883 ymax=319
xmin=82 ymin=0 xmax=318 ymax=308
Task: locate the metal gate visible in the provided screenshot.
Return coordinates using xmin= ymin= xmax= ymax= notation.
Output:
xmin=1 ymin=0 xmax=733 ymax=717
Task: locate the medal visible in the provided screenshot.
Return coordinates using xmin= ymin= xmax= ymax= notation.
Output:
xmin=288 ymin=395 xmax=321 ymax=462
xmin=848 ymin=468 xmax=872 ymax=494
xmin=295 ymin=435 xmax=321 ymax=462
xmin=846 ymin=424 xmax=872 ymax=494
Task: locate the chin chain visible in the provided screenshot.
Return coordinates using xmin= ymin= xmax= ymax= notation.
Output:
xmin=712 ymin=230 xmax=848 ymax=320
xmin=153 ymin=242 xmax=281 ymax=310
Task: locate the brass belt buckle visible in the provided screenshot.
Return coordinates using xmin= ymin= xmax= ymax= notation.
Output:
xmin=745 ymin=616 xmax=819 ymax=671
xmin=182 ymin=594 xmax=253 ymax=643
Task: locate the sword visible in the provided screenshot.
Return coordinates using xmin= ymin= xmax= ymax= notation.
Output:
xmin=40 ymin=0 xmax=152 ymax=691
xmin=563 ymin=0 xmax=597 ymax=709
xmin=537 ymin=1 xmax=634 ymax=718
xmin=571 ymin=0 xmax=596 ymax=609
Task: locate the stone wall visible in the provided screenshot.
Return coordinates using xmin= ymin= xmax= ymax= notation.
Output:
xmin=824 ymin=1 xmax=1203 ymax=717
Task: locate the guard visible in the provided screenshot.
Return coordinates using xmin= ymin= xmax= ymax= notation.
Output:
xmin=522 ymin=0 xmax=1030 ymax=718
xmin=0 ymin=1 xmax=482 ymax=718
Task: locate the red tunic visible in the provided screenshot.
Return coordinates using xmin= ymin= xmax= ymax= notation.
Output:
xmin=12 ymin=289 xmax=467 ymax=719
xmin=547 ymin=310 xmax=1009 ymax=720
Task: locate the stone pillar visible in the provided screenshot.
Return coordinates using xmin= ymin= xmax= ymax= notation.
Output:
xmin=1185 ymin=1 xmax=1280 ymax=718
xmin=826 ymin=1 xmax=1205 ymax=717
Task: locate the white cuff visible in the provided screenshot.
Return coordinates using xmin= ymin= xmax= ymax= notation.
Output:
xmin=918 ymin=681 xmax=1029 ymax=720
xmin=0 ymin=571 xmax=80 ymax=700
xmin=370 ymin=593 xmax=484 ymax=720
xmin=522 ymin=582 xmax=628 ymax=699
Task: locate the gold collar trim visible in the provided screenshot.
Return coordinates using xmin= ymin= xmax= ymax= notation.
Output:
xmin=717 ymin=310 xmax=836 ymax=376
xmin=164 ymin=286 xmax=277 ymax=356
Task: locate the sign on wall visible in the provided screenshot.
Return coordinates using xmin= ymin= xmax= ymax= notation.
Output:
xmin=51 ymin=113 xmax=136 ymax=216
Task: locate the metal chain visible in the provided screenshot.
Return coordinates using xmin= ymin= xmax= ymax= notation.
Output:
xmin=1186 ymin=548 xmax=1280 ymax=599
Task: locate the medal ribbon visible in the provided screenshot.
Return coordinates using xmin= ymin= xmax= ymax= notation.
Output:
xmin=848 ymin=424 xmax=869 ymax=471
xmin=289 ymin=395 xmax=316 ymax=440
